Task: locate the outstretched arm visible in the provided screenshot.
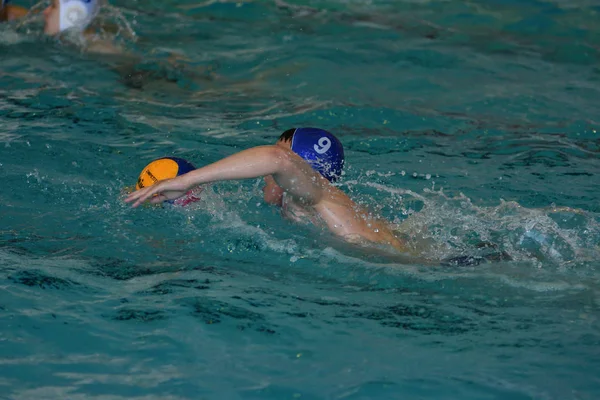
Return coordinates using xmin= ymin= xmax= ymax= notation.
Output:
xmin=124 ymin=145 xmax=327 ymax=207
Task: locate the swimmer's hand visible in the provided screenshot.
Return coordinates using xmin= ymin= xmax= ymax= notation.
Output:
xmin=125 ymin=178 xmax=191 ymax=207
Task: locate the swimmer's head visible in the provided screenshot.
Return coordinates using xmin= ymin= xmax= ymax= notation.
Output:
xmin=135 ymin=157 xmax=202 ymax=207
xmin=43 ymin=0 xmax=99 ymax=36
xmin=278 ymin=127 xmax=345 ymax=182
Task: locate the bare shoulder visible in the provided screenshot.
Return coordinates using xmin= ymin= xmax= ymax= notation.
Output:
xmin=315 ymin=186 xmax=407 ymax=250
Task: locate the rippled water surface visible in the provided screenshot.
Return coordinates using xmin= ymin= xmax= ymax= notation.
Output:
xmin=1 ymin=0 xmax=600 ymax=399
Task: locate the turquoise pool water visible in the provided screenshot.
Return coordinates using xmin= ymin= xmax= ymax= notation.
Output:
xmin=1 ymin=0 xmax=600 ymax=398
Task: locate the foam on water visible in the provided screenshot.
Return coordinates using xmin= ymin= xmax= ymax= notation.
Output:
xmin=353 ymin=180 xmax=600 ymax=266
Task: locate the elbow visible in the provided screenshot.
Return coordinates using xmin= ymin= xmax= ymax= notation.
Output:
xmin=268 ymin=145 xmax=295 ymax=173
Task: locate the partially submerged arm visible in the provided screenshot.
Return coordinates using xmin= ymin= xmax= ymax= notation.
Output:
xmin=125 ymin=145 xmax=328 ymax=207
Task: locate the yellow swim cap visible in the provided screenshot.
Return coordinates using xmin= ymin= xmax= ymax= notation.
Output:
xmin=136 ymin=157 xmax=196 ymax=190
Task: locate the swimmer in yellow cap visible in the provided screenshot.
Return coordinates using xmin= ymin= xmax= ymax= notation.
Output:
xmin=0 ymin=0 xmax=29 ymax=22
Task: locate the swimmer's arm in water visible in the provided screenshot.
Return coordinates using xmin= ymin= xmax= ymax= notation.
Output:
xmin=125 ymin=145 xmax=326 ymax=207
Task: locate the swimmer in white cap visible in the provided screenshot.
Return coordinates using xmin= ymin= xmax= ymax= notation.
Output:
xmin=38 ymin=0 xmax=283 ymax=93
xmin=41 ymin=0 xmax=221 ymax=84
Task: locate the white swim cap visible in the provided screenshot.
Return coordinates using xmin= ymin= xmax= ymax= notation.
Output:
xmin=59 ymin=0 xmax=99 ymax=32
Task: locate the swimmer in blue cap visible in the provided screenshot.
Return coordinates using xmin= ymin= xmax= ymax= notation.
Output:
xmin=125 ymin=128 xmax=412 ymax=254
xmin=1 ymin=0 xmax=28 ymax=22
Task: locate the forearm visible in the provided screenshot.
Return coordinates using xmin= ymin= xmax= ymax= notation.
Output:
xmin=181 ymin=146 xmax=286 ymax=188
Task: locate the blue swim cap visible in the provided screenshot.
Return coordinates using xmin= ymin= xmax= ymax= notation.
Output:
xmin=286 ymin=127 xmax=345 ymax=182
